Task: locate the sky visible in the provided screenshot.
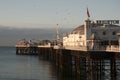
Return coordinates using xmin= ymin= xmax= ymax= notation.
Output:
xmin=0 ymin=0 xmax=119 ymax=46
xmin=0 ymin=0 xmax=119 ymax=28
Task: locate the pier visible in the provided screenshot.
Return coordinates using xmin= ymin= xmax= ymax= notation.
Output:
xmin=16 ymin=44 xmax=120 ymax=80
xmin=16 ymin=19 xmax=120 ymax=80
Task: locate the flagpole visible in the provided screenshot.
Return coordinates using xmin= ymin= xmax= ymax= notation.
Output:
xmin=87 ymin=7 xmax=90 ymax=20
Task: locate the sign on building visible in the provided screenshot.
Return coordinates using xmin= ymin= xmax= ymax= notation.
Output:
xmin=96 ymin=20 xmax=119 ymax=24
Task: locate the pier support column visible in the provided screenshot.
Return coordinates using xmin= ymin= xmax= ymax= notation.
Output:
xmin=88 ymin=58 xmax=94 ymax=80
xmin=110 ymin=58 xmax=116 ymax=80
xmin=75 ymin=56 xmax=80 ymax=80
xmin=62 ymin=50 xmax=73 ymax=79
xmin=16 ymin=47 xmax=18 ymax=54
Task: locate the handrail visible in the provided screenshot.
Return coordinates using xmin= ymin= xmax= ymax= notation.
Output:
xmin=64 ymin=46 xmax=120 ymax=52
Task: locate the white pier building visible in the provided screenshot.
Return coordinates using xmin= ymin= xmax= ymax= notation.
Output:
xmin=63 ymin=19 xmax=120 ymax=52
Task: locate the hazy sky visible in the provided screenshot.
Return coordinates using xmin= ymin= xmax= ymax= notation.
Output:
xmin=0 ymin=0 xmax=119 ymax=28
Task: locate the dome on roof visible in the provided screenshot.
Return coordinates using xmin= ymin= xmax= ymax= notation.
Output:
xmin=17 ymin=39 xmax=29 ymax=45
xmin=71 ymin=25 xmax=84 ymax=34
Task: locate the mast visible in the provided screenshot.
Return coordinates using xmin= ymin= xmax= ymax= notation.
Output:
xmin=56 ymin=24 xmax=60 ymax=41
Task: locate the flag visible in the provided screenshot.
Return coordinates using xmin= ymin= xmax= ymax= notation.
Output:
xmin=87 ymin=8 xmax=90 ymax=17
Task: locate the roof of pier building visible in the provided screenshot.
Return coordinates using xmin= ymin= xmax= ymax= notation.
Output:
xmin=71 ymin=25 xmax=84 ymax=35
xmin=93 ymin=24 xmax=120 ymax=28
xmin=17 ymin=39 xmax=29 ymax=45
xmin=38 ymin=40 xmax=51 ymax=45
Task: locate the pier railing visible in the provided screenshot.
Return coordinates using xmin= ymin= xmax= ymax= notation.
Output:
xmin=16 ymin=43 xmax=120 ymax=52
xmin=64 ymin=45 xmax=120 ymax=52
xmin=64 ymin=46 xmax=88 ymax=51
xmin=15 ymin=44 xmax=30 ymax=47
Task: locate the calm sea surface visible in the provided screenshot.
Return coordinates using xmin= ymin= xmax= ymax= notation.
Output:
xmin=0 ymin=47 xmax=57 ymax=80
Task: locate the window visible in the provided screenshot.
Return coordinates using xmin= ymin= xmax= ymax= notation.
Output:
xmin=103 ymin=31 xmax=106 ymax=35
xmin=112 ymin=31 xmax=116 ymax=35
xmin=100 ymin=40 xmax=109 ymax=45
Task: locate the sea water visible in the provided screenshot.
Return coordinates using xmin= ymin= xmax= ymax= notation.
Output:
xmin=0 ymin=47 xmax=57 ymax=80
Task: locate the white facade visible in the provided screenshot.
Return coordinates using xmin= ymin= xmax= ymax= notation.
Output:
xmin=63 ymin=19 xmax=120 ymax=50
